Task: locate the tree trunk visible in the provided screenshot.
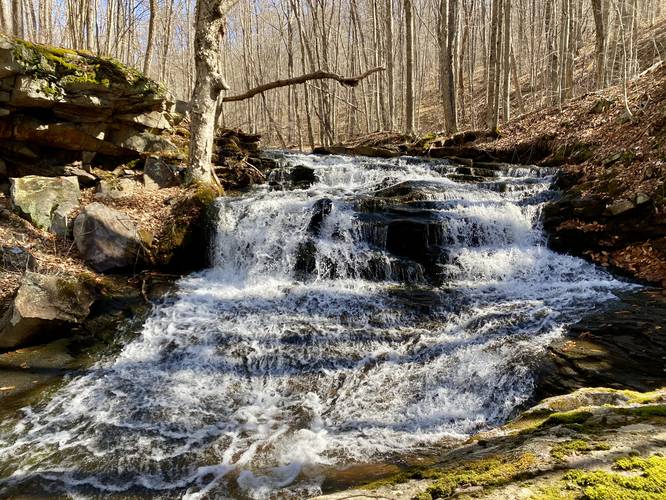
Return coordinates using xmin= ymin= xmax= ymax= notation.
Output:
xmin=439 ymin=0 xmax=458 ymax=134
xmin=143 ymin=0 xmax=157 ymax=76
xmin=188 ymin=0 xmax=239 ymax=186
xmin=501 ymin=0 xmax=511 ymax=122
xmin=486 ymin=0 xmax=501 ymax=131
xmin=403 ymin=0 xmax=415 ymax=135
xmin=12 ymin=0 xmax=22 ymax=37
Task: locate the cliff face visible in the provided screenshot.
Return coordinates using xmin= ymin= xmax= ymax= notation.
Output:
xmin=0 ymin=36 xmax=183 ymax=182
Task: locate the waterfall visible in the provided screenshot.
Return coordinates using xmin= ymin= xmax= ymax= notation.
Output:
xmin=0 ymin=154 xmax=633 ymax=499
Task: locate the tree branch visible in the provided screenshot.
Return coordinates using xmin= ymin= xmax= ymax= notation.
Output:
xmin=222 ymin=67 xmax=385 ymax=103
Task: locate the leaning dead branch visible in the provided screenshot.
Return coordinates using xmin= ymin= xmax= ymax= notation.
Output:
xmin=222 ymin=67 xmax=385 ymax=103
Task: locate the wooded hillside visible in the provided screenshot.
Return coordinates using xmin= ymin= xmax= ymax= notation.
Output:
xmin=1 ymin=1 xmax=663 ymax=148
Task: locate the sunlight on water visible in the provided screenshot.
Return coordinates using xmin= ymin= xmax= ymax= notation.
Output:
xmin=0 ymin=154 xmax=634 ymax=499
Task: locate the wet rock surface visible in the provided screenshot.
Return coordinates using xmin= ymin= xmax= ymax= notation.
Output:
xmin=542 ymin=181 xmax=666 ymax=288
xmin=537 ymin=288 xmax=666 ymax=399
xmin=316 ymin=387 xmax=666 ymax=499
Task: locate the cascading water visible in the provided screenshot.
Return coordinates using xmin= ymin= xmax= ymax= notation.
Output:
xmin=0 ymin=154 xmax=634 ymax=499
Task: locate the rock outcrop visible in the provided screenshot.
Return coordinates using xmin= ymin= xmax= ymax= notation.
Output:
xmin=0 ymin=35 xmax=182 ymax=178
xmin=73 ymin=203 xmax=145 ymax=272
xmin=10 ymin=175 xmax=80 ymax=236
xmin=314 ymin=387 xmax=666 ymax=500
xmin=0 ymin=271 xmax=95 ymax=349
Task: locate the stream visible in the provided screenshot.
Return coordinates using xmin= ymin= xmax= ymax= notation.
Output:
xmin=0 ymin=153 xmax=634 ymax=499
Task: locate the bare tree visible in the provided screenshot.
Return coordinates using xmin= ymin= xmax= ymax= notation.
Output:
xmin=403 ymin=0 xmax=415 ymax=135
xmin=143 ymin=0 xmax=157 ymax=75
xmin=188 ymin=0 xmax=240 ymax=186
xmin=438 ymin=0 xmax=459 ymax=134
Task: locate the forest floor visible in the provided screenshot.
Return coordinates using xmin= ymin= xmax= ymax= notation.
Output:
xmin=0 ymin=185 xmax=190 ymax=305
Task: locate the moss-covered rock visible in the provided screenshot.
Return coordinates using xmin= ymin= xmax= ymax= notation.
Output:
xmin=150 ymin=186 xmax=219 ymax=272
xmin=313 ymin=387 xmax=666 ymax=500
xmin=0 ymin=35 xmax=179 ymax=168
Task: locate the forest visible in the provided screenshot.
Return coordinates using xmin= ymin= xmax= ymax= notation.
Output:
xmin=1 ymin=0 xmax=663 ymax=147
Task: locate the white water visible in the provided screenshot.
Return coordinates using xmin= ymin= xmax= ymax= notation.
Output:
xmin=0 ymin=154 xmax=633 ymax=498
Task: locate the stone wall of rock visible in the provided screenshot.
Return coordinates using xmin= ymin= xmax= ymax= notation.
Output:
xmin=0 ymin=35 xmax=183 ymax=183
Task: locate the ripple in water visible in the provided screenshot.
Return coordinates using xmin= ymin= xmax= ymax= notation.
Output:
xmin=0 ymin=154 xmax=634 ymax=498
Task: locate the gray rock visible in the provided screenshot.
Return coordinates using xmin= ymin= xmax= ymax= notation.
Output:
xmin=635 ymin=192 xmax=651 ymax=205
xmin=95 ymin=178 xmax=142 ymax=199
xmin=0 ymin=37 xmax=22 ymax=78
xmin=605 ymin=199 xmax=635 ymax=216
xmin=0 ymin=271 xmax=95 ymax=349
xmin=73 ymin=202 xmax=143 ymax=271
xmin=110 ymin=126 xmax=178 ymax=154
xmin=10 ymin=75 xmax=61 ymax=108
xmin=10 ymin=175 xmax=80 ymax=236
xmin=0 ymin=245 xmax=36 ymax=272
xmin=62 ymin=164 xmax=99 ymax=188
xmin=116 ymin=111 xmax=172 ymax=130
xmin=174 ymin=99 xmax=190 ymax=115
xmin=144 ymin=157 xmax=180 ymax=190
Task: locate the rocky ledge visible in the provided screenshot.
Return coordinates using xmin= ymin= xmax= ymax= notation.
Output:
xmin=0 ymin=34 xmax=183 ymax=183
xmin=316 ymin=387 xmax=666 ymax=499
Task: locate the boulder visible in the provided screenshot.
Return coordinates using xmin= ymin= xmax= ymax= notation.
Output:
xmin=307 ymin=198 xmax=333 ymax=236
xmin=73 ymin=202 xmax=143 ymax=272
xmin=143 ymin=157 xmax=180 ymax=190
xmin=605 ymin=199 xmax=635 ymax=216
xmin=10 ymin=175 xmax=80 ymax=236
xmin=62 ymin=164 xmax=99 ymax=188
xmin=116 ymin=111 xmax=172 ymax=131
xmin=291 ymin=165 xmax=317 ymax=188
xmin=0 ymin=245 xmax=36 ymax=272
xmin=109 ymin=126 xmax=177 ymax=154
xmin=0 ymin=272 xmax=95 ymax=349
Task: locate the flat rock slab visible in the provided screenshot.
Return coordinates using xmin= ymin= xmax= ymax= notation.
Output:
xmin=0 ymin=338 xmax=77 ymax=416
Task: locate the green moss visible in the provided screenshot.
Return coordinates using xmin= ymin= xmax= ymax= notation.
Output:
xmin=563 ymin=455 xmax=666 ymax=499
xmin=421 ymin=454 xmax=537 ymax=499
xmin=192 ymin=185 xmax=221 ymax=205
xmin=61 ymin=72 xmax=110 ymax=87
xmin=530 ymin=485 xmax=577 ymax=499
xmin=540 ymin=410 xmax=594 ymax=428
xmin=13 ymin=39 xmax=80 ymax=73
xmin=618 ymin=405 xmax=666 ymax=418
xmin=550 ymin=439 xmax=610 ymax=462
xmin=620 ymin=391 xmax=665 ymax=405
xmin=363 ymin=454 xmax=537 ymax=498
xmin=10 ymin=37 xmax=163 ymax=97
